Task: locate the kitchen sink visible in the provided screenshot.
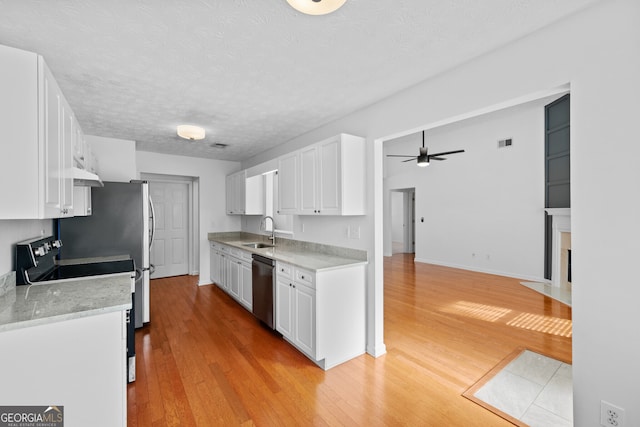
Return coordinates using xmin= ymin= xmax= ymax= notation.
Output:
xmin=242 ymin=242 xmax=275 ymax=249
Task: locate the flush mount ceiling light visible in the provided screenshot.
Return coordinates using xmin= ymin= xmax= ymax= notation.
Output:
xmin=177 ymin=125 xmax=205 ymax=141
xmin=286 ymin=0 xmax=347 ymax=15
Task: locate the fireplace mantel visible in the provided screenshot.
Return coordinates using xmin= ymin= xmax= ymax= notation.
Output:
xmin=545 ymin=208 xmax=571 ymax=217
xmin=545 ymin=208 xmax=571 ymax=286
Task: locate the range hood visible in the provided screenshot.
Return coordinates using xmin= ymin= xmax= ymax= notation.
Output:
xmin=72 ymin=167 xmax=103 ymax=187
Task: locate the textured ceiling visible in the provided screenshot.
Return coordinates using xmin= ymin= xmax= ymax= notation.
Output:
xmin=0 ymin=0 xmax=598 ymax=161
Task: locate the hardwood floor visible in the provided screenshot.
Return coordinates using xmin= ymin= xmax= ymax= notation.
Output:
xmin=128 ymin=254 xmax=572 ymax=426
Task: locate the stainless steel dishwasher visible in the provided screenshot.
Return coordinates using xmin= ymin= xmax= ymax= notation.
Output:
xmin=252 ymin=254 xmax=275 ymax=329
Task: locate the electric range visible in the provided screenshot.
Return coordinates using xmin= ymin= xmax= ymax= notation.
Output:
xmin=15 ymin=235 xmax=137 ymax=382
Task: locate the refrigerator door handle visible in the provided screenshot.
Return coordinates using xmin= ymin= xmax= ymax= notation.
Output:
xmin=148 ymin=196 xmax=156 ymax=249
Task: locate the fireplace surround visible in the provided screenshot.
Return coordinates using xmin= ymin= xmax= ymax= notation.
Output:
xmin=545 ymin=208 xmax=571 ymax=287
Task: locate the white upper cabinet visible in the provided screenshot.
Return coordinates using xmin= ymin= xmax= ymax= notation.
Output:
xmin=299 ymin=145 xmax=318 ymax=215
xmin=0 ymin=44 xmax=77 ymax=219
xmin=279 ymin=134 xmax=365 ymax=216
xmin=225 ymin=170 xmax=265 ymax=215
xmin=277 ymin=151 xmax=299 ymax=215
xmin=60 ymin=97 xmax=75 ymax=217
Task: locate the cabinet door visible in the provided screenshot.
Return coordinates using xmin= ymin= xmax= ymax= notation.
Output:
xmin=277 ymin=152 xmax=299 ymax=214
xmin=42 ymin=65 xmax=62 ymax=218
xmin=234 ymin=172 xmax=246 ymax=214
xmin=210 ymin=246 xmax=220 ymax=284
xmin=293 ymin=282 xmax=316 ymax=357
xmin=0 ymin=45 xmax=39 ymax=219
xmin=229 ymin=258 xmax=241 ymax=300
xmin=225 ymin=175 xmax=235 ymax=214
xmin=275 ymin=277 xmax=293 ymax=339
xmin=220 ymin=254 xmax=229 ymax=291
xmin=318 ymin=137 xmax=341 ymax=215
xmin=60 ymin=101 xmax=74 ymax=217
xmin=240 ymin=261 xmax=252 ymax=310
xmin=299 ymin=146 xmax=318 ymax=214
xmin=244 ymin=174 xmax=265 ymax=215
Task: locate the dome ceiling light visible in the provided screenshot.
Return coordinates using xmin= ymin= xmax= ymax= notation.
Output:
xmin=177 ymin=125 xmax=206 ymax=141
xmin=286 ymin=0 xmax=347 ymax=15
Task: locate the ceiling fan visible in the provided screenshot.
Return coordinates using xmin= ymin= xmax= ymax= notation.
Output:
xmin=387 ymin=131 xmax=465 ymax=167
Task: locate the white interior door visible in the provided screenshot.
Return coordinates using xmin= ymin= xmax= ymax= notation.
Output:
xmin=150 ymin=181 xmax=189 ymax=278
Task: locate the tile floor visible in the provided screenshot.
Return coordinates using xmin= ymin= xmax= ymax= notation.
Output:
xmin=520 ymin=281 xmax=572 ymax=307
xmin=474 ymin=350 xmax=573 ymax=427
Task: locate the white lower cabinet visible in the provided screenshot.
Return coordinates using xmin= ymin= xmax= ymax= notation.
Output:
xmin=240 ymin=260 xmax=253 ymax=310
xmin=210 ymin=242 xmax=366 ymax=369
xmin=0 ymin=311 xmax=127 ymax=426
xmin=209 ymin=243 xmax=253 ymax=311
xmin=276 ymin=264 xmax=316 ymax=359
xmin=228 ymin=258 xmax=241 ymax=300
xmin=275 ymin=275 xmax=293 ymax=339
xmin=209 ymin=243 xmax=221 ymax=284
xmin=275 ymin=261 xmax=365 ymax=370
xmin=292 ymin=281 xmax=315 ymax=357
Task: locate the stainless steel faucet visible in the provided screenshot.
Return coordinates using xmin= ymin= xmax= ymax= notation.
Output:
xmin=261 ymin=216 xmax=276 ymax=245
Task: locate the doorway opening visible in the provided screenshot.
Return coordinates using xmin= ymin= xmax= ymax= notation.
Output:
xmin=390 ymin=188 xmax=415 ymax=254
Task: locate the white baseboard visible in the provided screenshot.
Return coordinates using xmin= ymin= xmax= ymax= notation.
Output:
xmin=366 ymin=343 xmax=387 ymax=358
xmin=198 ymin=280 xmax=213 ymax=286
xmin=413 ymin=257 xmax=546 ymax=283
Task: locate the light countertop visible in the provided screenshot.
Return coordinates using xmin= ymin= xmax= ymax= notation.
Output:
xmin=208 ymin=232 xmax=368 ymax=272
xmin=0 ymin=273 xmax=133 ymax=333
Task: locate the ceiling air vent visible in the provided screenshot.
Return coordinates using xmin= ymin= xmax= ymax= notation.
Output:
xmin=498 ymin=138 xmax=513 ymax=148
xmin=209 ymin=142 xmax=228 ymax=148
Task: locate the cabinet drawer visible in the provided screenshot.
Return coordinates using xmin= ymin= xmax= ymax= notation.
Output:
xmin=295 ymin=268 xmax=314 ymax=287
xmin=229 ymin=247 xmax=242 ymax=258
xmin=240 ymin=250 xmax=253 ymax=262
xmin=277 ymin=262 xmax=292 ymax=278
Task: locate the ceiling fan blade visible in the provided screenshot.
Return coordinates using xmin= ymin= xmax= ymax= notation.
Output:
xmin=402 ymin=158 xmax=417 ymax=162
xmin=387 ymin=154 xmax=418 ymax=157
xmin=428 ymin=156 xmax=446 ymax=161
xmin=429 ymin=149 xmax=465 ymax=157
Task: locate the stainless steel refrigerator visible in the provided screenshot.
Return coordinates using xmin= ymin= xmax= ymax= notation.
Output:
xmin=57 ymin=180 xmax=154 ymax=328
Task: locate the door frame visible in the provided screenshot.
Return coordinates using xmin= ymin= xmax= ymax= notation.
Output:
xmin=141 ymin=173 xmax=200 ymax=276
xmin=403 ymin=189 xmax=415 ymax=254
xmin=387 ymin=187 xmax=416 ymax=255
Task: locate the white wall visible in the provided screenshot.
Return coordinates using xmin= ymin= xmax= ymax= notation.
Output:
xmin=136 ymin=151 xmax=241 ymax=285
xmin=0 ymin=219 xmax=53 ymax=277
xmin=243 ymin=1 xmax=640 ymax=424
xmin=385 ymin=98 xmax=552 ymax=281
xmin=88 ymin=135 xmax=137 ymax=182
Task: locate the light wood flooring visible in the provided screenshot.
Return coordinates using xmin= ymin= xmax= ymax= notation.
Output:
xmin=128 ymin=253 xmax=572 ymax=426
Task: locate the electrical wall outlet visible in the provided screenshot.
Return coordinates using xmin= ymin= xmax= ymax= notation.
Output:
xmin=601 ymin=400 xmax=625 ymax=427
